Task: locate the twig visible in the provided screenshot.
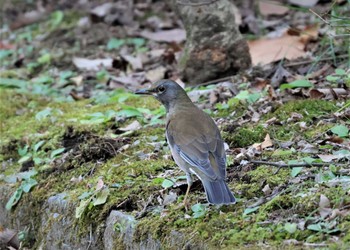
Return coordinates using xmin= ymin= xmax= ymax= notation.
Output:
xmin=135 ymin=195 xmax=154 ymax=219
xmin=303 ymin=242 xmax=328 ymax=247
xmin=309 ymin=8 xmax=329 ymax=24
xmin=87 ymin=224 xmax=92 ymax=250
xmin=250 ymin=160 xmax=344 ymax=168
xmin=284 ymin=54 xmax=349 ymax=67
xmin=198 ymin=76 xmax=235 ymax=87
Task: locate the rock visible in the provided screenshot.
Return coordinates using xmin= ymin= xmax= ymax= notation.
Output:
xmin=38 ymin=192 xmax=101 ymax=250
xmin=0 ymin=184 xmax=207 ymax=249
xmin=175 ymin=0 xmax=251 ymax=85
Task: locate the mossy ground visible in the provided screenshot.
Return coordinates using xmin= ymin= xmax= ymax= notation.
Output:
xmin=1 ymin=88 xmax=349 ymax=249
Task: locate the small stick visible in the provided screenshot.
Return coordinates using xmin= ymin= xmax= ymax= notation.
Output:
xmin=284 ymin=54 xmax=349 ymax=67
xmin=250 ymin=160 xmax=344 ymax=168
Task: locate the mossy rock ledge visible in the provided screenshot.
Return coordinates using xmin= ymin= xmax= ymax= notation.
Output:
xmin=0 ymin=187 xmax=206 ymax=249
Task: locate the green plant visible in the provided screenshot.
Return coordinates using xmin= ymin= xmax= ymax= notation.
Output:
xmin=75 ymin=179 xmax=110 ymax=218
xmin=5 ymin=170 xmax=38 ymax=210
xmin=191 ymin=203 xmax=207 ymax=218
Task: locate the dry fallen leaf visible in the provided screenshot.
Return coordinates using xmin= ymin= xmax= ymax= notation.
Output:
xmin=121 ymin=55 xmax=143 ymax=71
xmin=248 ymin=32 xmax=307 ymax=65
xmin=259 ymin=0 xmax=289 ymax=16
xmin=73 ymin=57 xmax=113 ymax=71
xmin=252 ymin=133 xmax=273 ymax=150
xmin=146 ymin=66 xmax=167 ymax=82
xmin=288 ymin=0 xmax=318 ymax=7
xmin=319 ymin=194 xmax=332 ymax=218
xmin=119 ymin=120 xmax=141 ymax=132
xmin=262 ymin=184 xmax=271 ymax=196
xmin=96 ymin=178 xmax=104 ymax=191
xmin=140 ymin=29 xmax=186 ymax=43
xmin=317 ymin=154 xmax=339 ymax=163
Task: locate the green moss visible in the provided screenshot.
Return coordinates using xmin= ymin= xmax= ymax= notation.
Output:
xmin=269 ymin=99 xmax=337 ymax=122
xmin=223 ymin=125 xmax=266 ymax=148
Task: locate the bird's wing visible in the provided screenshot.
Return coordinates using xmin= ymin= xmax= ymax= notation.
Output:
xmin=166 ymin=111 xmax=226 ymax=180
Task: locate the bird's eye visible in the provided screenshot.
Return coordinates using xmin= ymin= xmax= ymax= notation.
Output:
xmin=158 ymin=86 xmax=165 ymax=92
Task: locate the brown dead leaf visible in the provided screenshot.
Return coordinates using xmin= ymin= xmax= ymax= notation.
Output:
xmin=248 ymin=32 xmax=307 ymax=65
xmin=71 ymin=76 xmax=84 ymax=86
xmin=319 ymin=194 xmax=332 ymax=218
xmin=299 ymin=24 xmax=319 ymax=44
xmin=140 ymin=29 xmax=186 ymax=43
xmin=73 ymin=57 xmax=113 ymax=71
xmin=96 ymin=178 xmax=104 ymax=191
xmin=261 ymin=134 xmax=273 ymax=149
xmin=259 ymin=0 xmax=289 ymax=16
xmin=121 ymin=55 xmax=143 ymax=71
xmin=252 ymin=133 xmax=273 ymax=150
xmin=262 ymin=184 xmax=271 ymax=196
xmin=309 ymin=88 xmax=348 ymax=100
xmin=119 ymin=120 xmax=141 ymax=132
xmin=329 ymin=208 xmax=350 ymax=220
xmin=317 ymin=154 xmax=339 ymax=163
xmin=271 ymin=64 xmax=292 ymax=87
xmin=146 ymin=66 xmax=167 ymax=82
xmin=288 ymin=0 xmax=318 ymax=7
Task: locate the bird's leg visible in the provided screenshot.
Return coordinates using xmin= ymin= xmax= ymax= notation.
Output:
xmin=183 ymin=173 xmax=193 ymax=211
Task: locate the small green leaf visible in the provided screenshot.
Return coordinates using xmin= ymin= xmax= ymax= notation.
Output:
xmin=128 ymin=38 xmax=146 ymax=47
xmin=37 ymin=53 xmax=51 ymax=64
xmin=243 ymin=206 xmax=259 ymax=215
xmin=33 ymin=157 xmax=43 ymax=165
xmin=50 ymin=11 xmax=64 ymax=27
xmin=32 ymin=75 xmax=54 ymax=84
xmin=280 ymin=79 xmax=313 ymax=90
xmin=18 ymin=169 xmax=38 ymax=180
xmin=18 ymin=145 xmax=29 ymax=156
xmin=302 ymin=157 xmax=316 ymax=164
xmin=191 ymin=203 xmax=207 ymax=218
xmin=272 ymin=149 xmax=293 ymax=156
xmin=18 ymin=155 xmax=32 ymax=164
xmin=235 ymin=90 xmax=250 ymax=100
xmin=330 ymin=125 xmax=349 ymax=137
xmin=291 ymin=167 xmax=303 ymax=177
xmin=33 ymin=140 xmax=45 ymax=153
xmin=78 ymin=191 xmax=93 ymax=200
xmin=152 ymin=177 xmax=165 ymax=185
xmin=75 ymin=198 xmax=92 ymax=218
xmin=335 ymin=68 xmax=346 ymax=75
xmin=116 ymin=108 xmax=142 ymax=118
xmin=93 ymin=188 xmax=110 ymax=206
xmin=50 ymin=148 xmax=65 ymax=158
xmin=307 ymin=223 xmax=322 ymax=232
xmin=21 ymin=178 xmax=37 ymax=193
xmin=162 ymin=179 xmax=175 ymax=188
xmin=107 ymin=38 xmax=125 ymax=50
xmin=0 ymin=78 xmax=28 ymax=89
xmin=326 ymin=75 xmax=339 ymax=82
xmin=0 ymin=50 xmax=13 ymax=59
xmin=284 ymin=223 xmax=297 ymax=233
xmin=6 ymin=188 xmax=23 ymax=210
xmin=35 ymin=108 xmax=52 ymax=120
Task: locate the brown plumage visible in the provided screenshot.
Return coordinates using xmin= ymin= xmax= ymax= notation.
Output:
xmin=135 ymin=79 xmax=235 ymax=205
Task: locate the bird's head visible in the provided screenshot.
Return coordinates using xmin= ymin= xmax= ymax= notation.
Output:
xmin=135 ymin=79 xmax=190 ymax=112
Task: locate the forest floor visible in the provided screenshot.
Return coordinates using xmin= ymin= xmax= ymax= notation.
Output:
xmin=0 ymin=0 xmax=350 ymax=249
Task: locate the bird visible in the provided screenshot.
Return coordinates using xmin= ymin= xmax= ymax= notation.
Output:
xmin=135 ymin=79 xmax=236 ymax=206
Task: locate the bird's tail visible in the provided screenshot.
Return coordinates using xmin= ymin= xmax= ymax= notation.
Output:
xmin=202 ymin=180 xmax=236 ymax=205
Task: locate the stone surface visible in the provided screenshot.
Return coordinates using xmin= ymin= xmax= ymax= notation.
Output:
xmin=0 ymin=185 xmax=207 ymax=250
xmin=175 ymin=0 xmax=251 ymax=85
xmin=37 ymin=192 xmax=101 ymax=250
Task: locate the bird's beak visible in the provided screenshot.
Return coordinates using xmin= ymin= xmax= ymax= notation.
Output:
xmin=135 ymin=88 xmax=156 ymax=95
